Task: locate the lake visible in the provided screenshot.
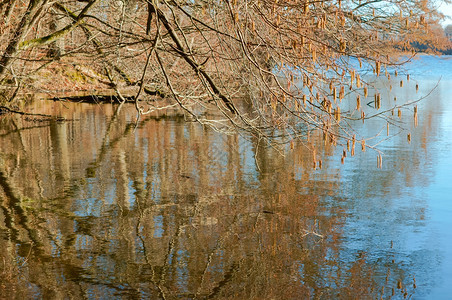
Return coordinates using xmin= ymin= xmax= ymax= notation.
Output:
xmin=0 ymin=55 xmax=451 ymax=299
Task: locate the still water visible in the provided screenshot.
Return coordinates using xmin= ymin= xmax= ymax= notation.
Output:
xmin=0 ymin=56 xmax=451 ymax=299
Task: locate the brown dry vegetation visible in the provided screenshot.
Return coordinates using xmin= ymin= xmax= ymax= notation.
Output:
xmin=0 ymin=0 xmax=450 ymax=154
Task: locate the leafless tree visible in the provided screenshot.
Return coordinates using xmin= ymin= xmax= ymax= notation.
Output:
xmin=0 ymin=0 xmax=448 ymax=158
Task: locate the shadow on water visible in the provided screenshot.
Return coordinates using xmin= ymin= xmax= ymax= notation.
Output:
xmin=1 ymin=56 xmax=452 ymax=299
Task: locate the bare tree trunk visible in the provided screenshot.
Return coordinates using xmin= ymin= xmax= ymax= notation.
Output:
xmin=47 ymin=8 xmax=65 ymax=59
xmin=0 ymin=0 xmax=44 ymax=78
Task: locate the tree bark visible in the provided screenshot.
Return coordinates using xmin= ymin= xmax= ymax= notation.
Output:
xmin=0 ymin=0 xmax=44 ymax=78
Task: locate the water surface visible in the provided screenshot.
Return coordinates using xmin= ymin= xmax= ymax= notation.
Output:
xmin=0 ymin=56 xmax=451 ymax=299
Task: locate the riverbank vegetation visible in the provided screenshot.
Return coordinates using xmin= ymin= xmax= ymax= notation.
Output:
xmin=1 ymin=0 xmax=450 ymax=158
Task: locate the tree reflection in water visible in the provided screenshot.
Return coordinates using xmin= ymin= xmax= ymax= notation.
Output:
xmin=0 ymin=94 xmax=434 ymax=299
